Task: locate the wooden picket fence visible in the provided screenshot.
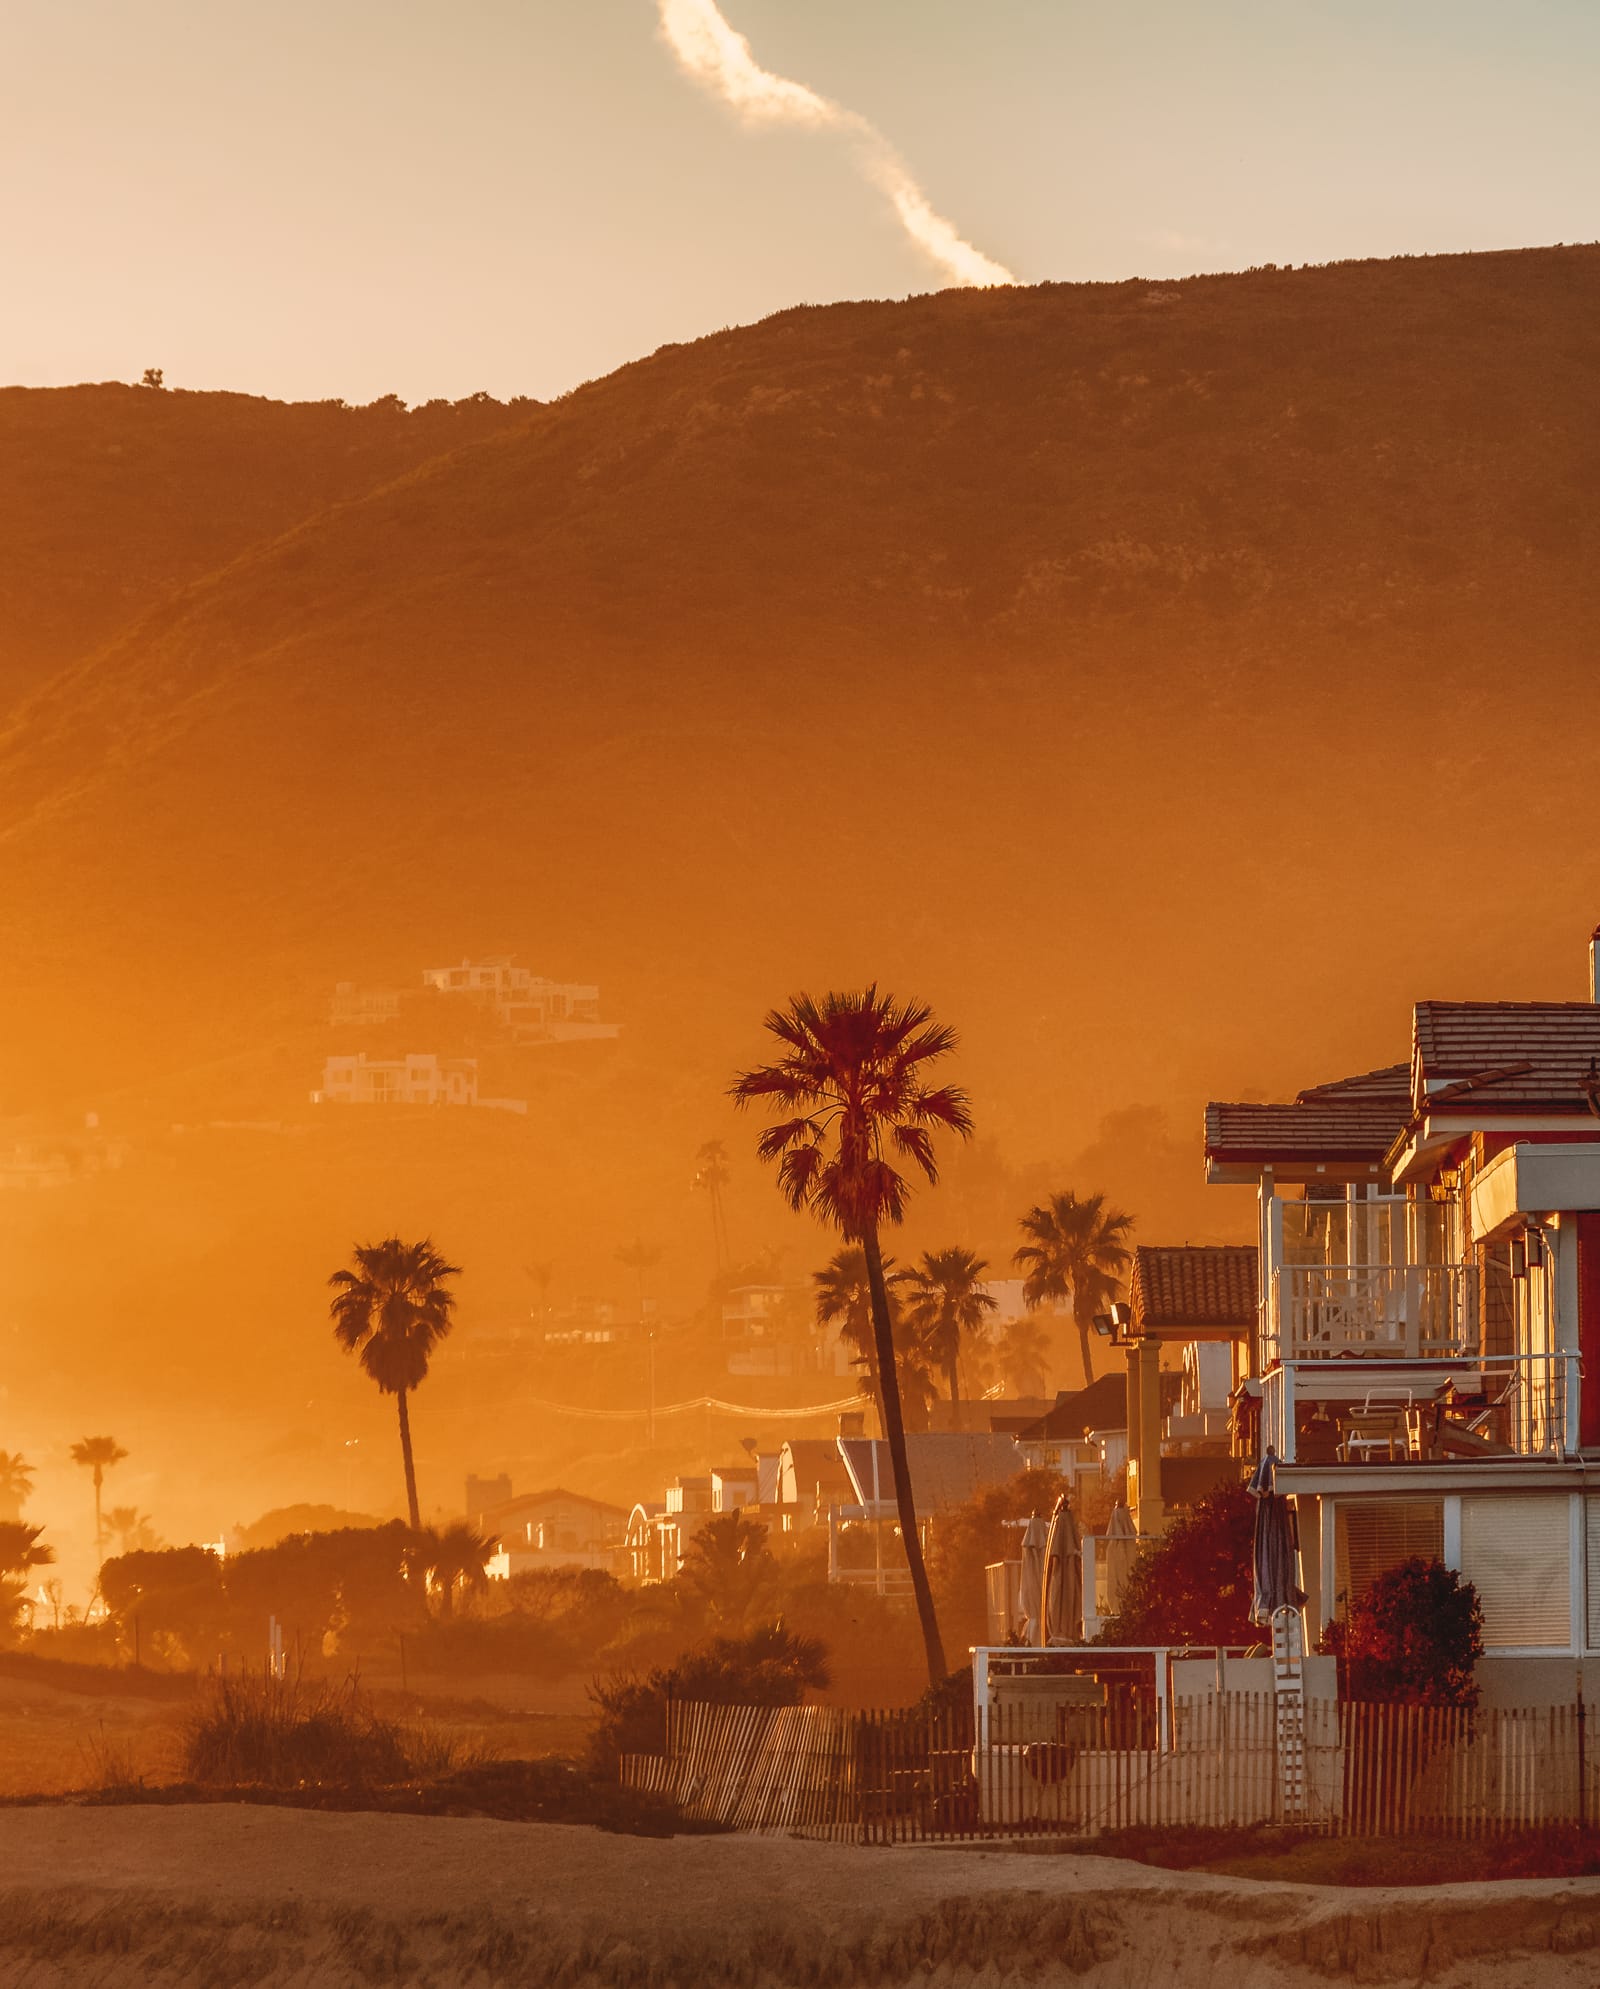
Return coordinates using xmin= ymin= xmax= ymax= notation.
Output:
xmin=619 ymin=1693 xmax=1599 ymax=1841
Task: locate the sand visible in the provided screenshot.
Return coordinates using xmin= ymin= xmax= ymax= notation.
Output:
xmin=0 ymin=1807 xmax=1595 ymax=1987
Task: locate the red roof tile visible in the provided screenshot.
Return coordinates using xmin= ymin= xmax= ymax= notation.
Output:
xmin=1130 ymin=1245 xmax=1258 ymax=1331
xmin=1414 ymin=1001 xmax=1600 ymax=1110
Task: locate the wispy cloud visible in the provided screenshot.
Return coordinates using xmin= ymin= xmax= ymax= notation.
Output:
xmin=656 ymin=0 xmax=1014 ymax=290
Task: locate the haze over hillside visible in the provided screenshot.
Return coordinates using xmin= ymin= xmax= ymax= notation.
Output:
xmin=4 ymin=244 xmax=1600 ymax=1555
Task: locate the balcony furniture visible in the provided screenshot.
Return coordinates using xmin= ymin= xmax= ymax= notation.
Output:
xmin=1339 ymin=1396 xmax=1411 ymax=1462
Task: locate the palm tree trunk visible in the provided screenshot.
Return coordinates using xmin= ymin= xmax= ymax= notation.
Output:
xmin=396 ymin=1388 xmax=421 ymax=1530
xmin=1074 ymin=1305 xmax=1096 ymax=1390
xmin=946 ymin=1358 xmax=962 ymax=1428
xmin=861 ymin=1224 xmax=947 ymax=1687
xmin=93 ymin=1467 xmax=104 ymax=1561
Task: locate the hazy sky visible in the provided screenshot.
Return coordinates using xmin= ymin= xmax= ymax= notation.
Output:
xmin=6 ymin=0 xmax=1595 ymax=403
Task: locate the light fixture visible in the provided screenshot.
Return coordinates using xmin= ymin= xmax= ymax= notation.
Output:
xmin=1509 ymin=1236 xmax=1528 ymax=1280
xmin=1091 ymin=1313 xmax=1115 ymax=1339
xmin=1526 ymin=1228 xmax=1546 ymax=1270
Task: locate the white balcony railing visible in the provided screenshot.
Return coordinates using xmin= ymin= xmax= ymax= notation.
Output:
xmin=1262 ymin=1350 xmax=1578 ymax=1465
xmin=1267 ymin=1263 xmax=1477 ymax=1365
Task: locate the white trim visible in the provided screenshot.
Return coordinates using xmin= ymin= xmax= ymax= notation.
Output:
xmin=1443 ymin=1494 xmax=1462 ymax=1569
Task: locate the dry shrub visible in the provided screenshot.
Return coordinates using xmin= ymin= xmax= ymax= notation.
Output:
xmin=182 ymin=1672 xmax=456 ymax=1788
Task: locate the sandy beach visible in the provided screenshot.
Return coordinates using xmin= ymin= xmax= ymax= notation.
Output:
xmin=0 ymin=1805 xmax=1595 ymax=1986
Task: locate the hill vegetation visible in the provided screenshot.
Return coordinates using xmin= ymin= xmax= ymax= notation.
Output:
xmin=3 ymin=246 xmax=1599 ymax=1532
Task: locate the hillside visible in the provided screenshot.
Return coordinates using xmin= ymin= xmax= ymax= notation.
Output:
xmin=3 ymin=245 xmax=1600 ymax=1543
xmin=0 ymin=384 xmax=532 ymax=698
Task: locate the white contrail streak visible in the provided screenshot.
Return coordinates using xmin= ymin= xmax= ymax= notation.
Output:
xmin=657 ymin=0 xmax=1014 ymax=289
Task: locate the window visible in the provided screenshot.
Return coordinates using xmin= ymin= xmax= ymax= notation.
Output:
xmin=1334 ymin=1498 xmax=1443 ymax=1617
xmin=1461 ymin=1493 xmax=1571 ymax=1648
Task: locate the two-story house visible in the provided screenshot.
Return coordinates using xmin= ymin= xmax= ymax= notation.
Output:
xmin=1205 ymin=933 xmax=1600 ymax=1696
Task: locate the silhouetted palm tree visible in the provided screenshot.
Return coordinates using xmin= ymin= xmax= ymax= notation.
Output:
xmin=328 ymin=1238 xmax=461 ymax=1530
xmin=896 ymin=1247 xmax=997 ymax=1422
xmin=413 ymin=1522 xmax=494 ymax=1617
xmin=104 ymin=1507 xmax=159 ymax=1556
xmin=0 ymin=1521 xmax=54 ymax=1641
xmin=0 ymin=1452 xmax=33 ymax=1525
xmin=814 ymin=1245 xmax=934 ymax=1434
xmin=693 ymin=1139 xmax=733 ymax=1272
xmin=69 ymin=1437 xmax=127 ymax=1560
xmin=994 ymin=1312 xmax=1052 ymax=1396
xmin=732 ymin=986 xmax=974 ymax=1687
xmin=1014 ymin=1190 xmax=1135 ymax=1389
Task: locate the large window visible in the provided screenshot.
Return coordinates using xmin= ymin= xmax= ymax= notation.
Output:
xmin=1460 ymin=1493 xmax=1572 ymax=1649
xmin=1334 ymin=1498 xmax=1443 ymax=1617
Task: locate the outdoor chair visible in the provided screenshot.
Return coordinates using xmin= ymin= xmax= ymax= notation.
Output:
xmin=1339 ymin=1395 xmax=1409 ymax=1462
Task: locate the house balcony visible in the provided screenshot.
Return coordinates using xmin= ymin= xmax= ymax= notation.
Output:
xmin=1266 ymin=1262 xmax=1478 ymax=1366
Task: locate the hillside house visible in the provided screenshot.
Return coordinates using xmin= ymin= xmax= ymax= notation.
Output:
xmin=1206 ymin=929 xmax=1600 ymax=1696
xmin=478 ymin=1486 xmax=626 ymax=1577
xmin=419 ymin=957 xmax=619 ymax=1044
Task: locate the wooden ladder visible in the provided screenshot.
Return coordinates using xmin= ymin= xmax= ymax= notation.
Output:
xmin=1271 ymin=1605 xmax=1308 ymax=1821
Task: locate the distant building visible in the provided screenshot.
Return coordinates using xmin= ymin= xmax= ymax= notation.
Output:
xmin=329 ymin=983 xmax=404 ymax=1028
xmin=419 ymin=956 xmax=620 ymax=1045
xmin=314 ymin=1053 xmax=478 ymax=1107
xmin=478 ymin=1486 xmax=627 ymax=1577
xmin=312 ymin=1053 xmax=527 ymax=1114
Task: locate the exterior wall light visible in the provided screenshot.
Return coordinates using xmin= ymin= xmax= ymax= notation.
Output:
xmin=1509 ymin=1236 xmax=1528 ymax=1280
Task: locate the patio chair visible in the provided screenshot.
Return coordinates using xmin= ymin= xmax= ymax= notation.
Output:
xmin=1339 ymin=1395 xmax=1409 ymax=1462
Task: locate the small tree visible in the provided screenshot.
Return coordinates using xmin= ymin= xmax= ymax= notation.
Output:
xmin=673 ymin=1511 xmax=779 ymax=1632
xmin=1099 ymin=1481 xmax=1255 ymax=1646
xmin=1322 ymin=1557 xmax=1483 ymax=1707
xmin=140 ymin=367 xmax=165 ymax=390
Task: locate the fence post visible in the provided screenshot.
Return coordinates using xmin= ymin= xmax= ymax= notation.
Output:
xmin=1580 ymin=1671 xmax=1589 ymax=1833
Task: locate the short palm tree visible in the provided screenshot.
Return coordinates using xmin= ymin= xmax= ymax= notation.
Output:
xmin=0 ymin=1522 xmax=54 ymax=1643
xmin=895 ymin=1247 xmax=997 ymax=1421
xmin=413 ymin=1522 xmax=494 ymax=1617
xmin=732 ymin=986 xmax=974 ymax=1687
xmin=0 ymin=1452 xmax=33 ymax=1524
xmin=69 ymin=1437 xmax=127 ymax=1561
xmin=328 ymin=1238 xmax=461 ymax=1530
xmin=1014 ymin=1190 xmax=1135 ymax=1389
xmin=104 ymin=1507 xmax=159 ymax=1556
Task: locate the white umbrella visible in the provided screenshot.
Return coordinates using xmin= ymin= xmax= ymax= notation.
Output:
xmin=1018 ymin=1513 xmax=1048 ymax=1644
xmin=1041 ymin=1495 xmax=1082 ymax=1646
xmin=1102 ymin=1502 xmax=1138 ymax=1620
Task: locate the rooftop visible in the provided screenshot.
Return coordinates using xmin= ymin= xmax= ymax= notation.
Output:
xmin=1129 ymin=1244 xmax=1259 ymax=1336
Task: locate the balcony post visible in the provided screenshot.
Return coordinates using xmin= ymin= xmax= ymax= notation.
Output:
xmin=1280 ymin=1363 xmax=1296 ymax=1463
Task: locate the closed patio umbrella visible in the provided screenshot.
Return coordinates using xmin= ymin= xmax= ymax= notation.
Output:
xmin=1101 ymin=1502 xmax=1138 ymax=1619
xmin=1018 ymin=1513 xmax=1048 ymax=1644
xmin=1041 ymin=1495 xmax=1082 ymax=1646
xmin=1248 ymin=1449 xmax=1306 ymax=1627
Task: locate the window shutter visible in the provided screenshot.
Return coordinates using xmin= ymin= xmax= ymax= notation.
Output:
xmin=1586 ymin=1497 xmax=1600 ymax=1651
xmin=1334 ymin=1498 xmax=1443 ymax=1616
xmin=1461 ymin=1493 xmax=1571 ymax=1649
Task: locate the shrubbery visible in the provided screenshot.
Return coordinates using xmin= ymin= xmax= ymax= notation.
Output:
xmin=1322 ymin=1556 xmax=1483 ymax=1706
xmin=588 ymin=1623 xmax=829 ymax=1774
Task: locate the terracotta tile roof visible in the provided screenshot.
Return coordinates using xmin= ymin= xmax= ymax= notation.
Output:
xmin=1413 ymin=1001 xmax=1600 ymax=1109
xmin=1205 ymin=1098 xmax=1410 ymax=1164
xmin=1129 ymin=1245 xmax=1259 ymax=1331
xmin=1295 ymin=1064 xmax=1411 ymax=1103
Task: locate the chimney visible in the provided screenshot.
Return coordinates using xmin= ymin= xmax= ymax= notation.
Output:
xmin=1591 ymin=925 xmax=1600 ymax=1003
xmin=837 ymin=1411 xmax=865 ymax=1440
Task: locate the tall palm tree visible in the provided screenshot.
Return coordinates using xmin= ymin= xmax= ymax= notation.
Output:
xmin=693 ymin=1139 xmax=732 ymax=1272
xmin=0 ymin=1452 xmax=33 ymax=1525
xmin=731 ymin=986 xmax=974 ymax=1687
xmin=69 ymin=1437 xmax=127 ymax=1561
xmin=896 ymin=1247 xmax=998 ymax=1423
xmin=328 ymin=1237 xmax=461 ymax=1530
xmin=1014 ymin=1190 xmax=1135 ymax=1389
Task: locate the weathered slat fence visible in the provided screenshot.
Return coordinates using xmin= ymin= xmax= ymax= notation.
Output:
xmin=620 ymin=1693 xmax=1598 ymax=1841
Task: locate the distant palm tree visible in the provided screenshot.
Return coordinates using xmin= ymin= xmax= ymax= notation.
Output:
xmin=693 ymin=1139 xmax=733 ymax=1272
xmin=814 ymin=1245 xmax=887 ymax=1412
xmin=69 ymin=1437 xmax=127 ymax=1560
xmin=895 ymin=1247 xmax=998 ymax=1422
xmin=1014 ymin=1190 xmax=1135 ymax=1389
xmin=413 ymin=1522 xmax=494 ymax=1618
xmin=328 ymin=1237 xmax=461 ymax=1530
xmin=104 ymin=1507 xmax=160 ymax=1556
xmin=0 ymin=1452 xmax=33 ymax=1525
xmin=994 ymin=1312 xmax=1052 ymax=1396
xmin=732 ymin=986 xmax=974 ymax=1688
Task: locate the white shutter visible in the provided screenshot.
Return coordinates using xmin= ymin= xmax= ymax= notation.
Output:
xmin=1334 ymin=1498 xmax=1443 ymax=1615
xmin=1460 ymin=1493 xmax=1572 ymax=1649
xmin=1586 ymin=1497 xmax=1600 ymax=1650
